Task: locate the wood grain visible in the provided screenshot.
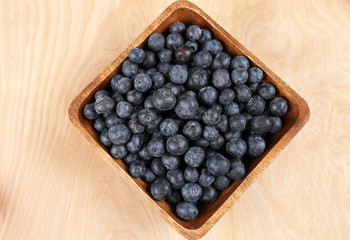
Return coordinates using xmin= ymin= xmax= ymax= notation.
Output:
xmin=1 ymin=0 xmax=350 ymax=239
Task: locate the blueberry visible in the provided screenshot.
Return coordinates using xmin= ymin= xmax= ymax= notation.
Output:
xmin=200 ymin=186 xmax=217 ymax=204
xmin=181 ymin=183 xmax=202 ymax=203
xmin=167 ymin=190 xmax=182 ymax=205
xmin=110 ymin=144 xmax=128 ymax=159
xmin=219 ymin=89 xmax=235 ymax=106
xmin=212 ymin=69 xmax=231 ymax=89
xmin=248 ymin=67 xmax=264 ymax=84
xmin=160 ymin=118 xmax=178 ymax=136
xmin=226 ymin=138 xmax=247 ymax=158
xmin=202 ymin=108 xmax=221 ymax=126
xmin=207 ymin=153 xmax=230 ymax=176
xmin=116 ymin=101 xmax=133 ymax=118
xmin=231 ymin=68 xmax=249 ymax=85
xmin=213 ymin=175 xmax=230 ymax=190
xmin=246 ymin=95 xmax=265 ymax=116
xmin=124 ymin=153 xmax=138 ymax=165
xmin=185 ymin=40 xmax=198 ymax=52
xmin=193 ymin=51 xmax=212 ymax=68
xmin=212 ymin=103 xmax=223 ymax=114
xmin=203 ymin=39 xmax=223 ymax=55
xmin=187 ymin=67 xmax=209 ymax=90
xmin=140 ymin=50 xmax=156 ymax=69
xmin=229 ymin=113 xmax=247 ymax=132
xmin=184 ymin=146 xmax=205 ymax=167
xmin=128 ymin=47 xmax=145 ymax=64
xmin=128 ymin=118 xmax=145 ymax=134
xmin=258 ymin=83 xmax=276 ymax=100
xmin=223 ymin=102 xmax=239 ymax=116
xmin=199 ymin=168 xmax=216 ymax=187
xmin=150 ymin=178 xmax=172 ymax=200
xmin=148 ymin=33 xmax=165 ymax=51
xmin=113 ymin=77 xmax=133 ymax=94
xmin=174 ymin=46 xmax=192 ymax=64
xmin=176 ymin=202 xmax=198 ymax=220
xmin=194 ymin=106 xmax=206 ymax=121
xmin=198 ymin=29 xmax=212 ymax=43
xmin=141 ymin=168 xmax=157 ymax=183
xmin=158 ymin=49 xmax=173 ymax=63
xmin=93 ymin=117 xmax=106 ymax=132
xmin=242 ymin=112 xmax=253 ymax=123
xmin=94 ymin=90 xmax=110 ymax=100
xmin=186 ymin=25 xmax=202 ymax=41
xmin=195 ymin=138 xmax=210 ymax=148
xmin=151 ymin=158 xmax=167 ymax=176
xmin=126 ymin=134 xmax=143 ymax=153
xmin=211 ymin=53 xmax=230 ymax=71
xmin=146 ymin=115 xmax=163 ymax=134
xmin=161 ymin=154 xmax=180 ymax=170
xmin=184 ymin=166 xmax=199 ymax=183
xmin=157 ymin=62 xmax=173 ymax=76
xmin=94 ymin=95 xmax=115 ymax=114
xmin=152 ymin=130 xmax=162 ymax=139
xmin=269 ymin=116 xmax=283 ymax=133
xmin=163 ymin=82 xmax=181 ymax=97
xmin=144 ymin=95 xmax=155 ymax=109
xmin=231 ymin=56 xmax=250 ymax=70
xmin=234 ymin=84 xmax=252 ymax=102
xmin=203 ymin=126 xmax=219 ymax=141
xmin=111 ymin=91 xmax=124 ymax=103
xmin=122 ymin=59 xmax=138 ymax=77
xmin=139 ymin=145 xmax=153 ymax=161
xmin=247 ymin=135 xmax=266 ymax=156
xmin=147 ymin=138 xmax=165 ymax=158
xmin=133 ymin=74 xmax=151 ymax=93
xmin=100 ymin=129 xmax=112 ymax=147
xmin=166 ymin=134 xmax=188 ymax=156
xmin=138 ymin=108 xmax=157 ymax=125
xmin=105 ymin=113 xmax=124 ymax=127
xmin=126 ymin=89 xmax=143 ymax=105
xmin=248 ymin=82 xmax=260 ymax=95
xmin=166 ymin=32 xmax=184 ymax=50
xmin=169 ymin=65 xmax=188 ymax=84
xmin=110 ymin=74 xmax=123 ymax=91
xmin=167 ymin=169 xmax=186 ymax=189
xmin=169 ymin=21 xmax=186 ymax=33
xmin=199 ymin=86 xmax=218 ymax=105
xmin=217 ymin=115 xmax=229 ymax=132
xmin=270 ymin=97 xmax=288 ymax=117
xmin=210 ymin=135 xmax=225 ymax=150
xmin=250 ymin=115 xmax=272 ymax=135
xmin=152 ymin=87 xmax=176 ymax=111
xmin=227 ymin=160 xmax=246 ymax=180
xmin=107 ymin=124 xmax=130 ymax=145
xmin=129 ymin=160 xmax=146 ymax=178
xmin=183 ymin=120 xmax=202 ymax=140
xmin=174 ymin=95 xmax=199 ymax=120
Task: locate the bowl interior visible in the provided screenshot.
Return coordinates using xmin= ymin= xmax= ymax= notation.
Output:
xmin=74 ymin=5 xmax=300 ymax=231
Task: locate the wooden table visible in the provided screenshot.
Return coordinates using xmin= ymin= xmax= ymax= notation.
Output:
xmin=1 ymin=0 xmax=349 ymax=239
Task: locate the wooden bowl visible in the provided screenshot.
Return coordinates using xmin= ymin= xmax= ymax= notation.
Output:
xmin=68 ymin=1 xmax=310 ymax=239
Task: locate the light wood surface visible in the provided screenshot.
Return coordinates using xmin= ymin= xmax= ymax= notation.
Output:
xmin=0 ymin=0 xmax=349 ymax=239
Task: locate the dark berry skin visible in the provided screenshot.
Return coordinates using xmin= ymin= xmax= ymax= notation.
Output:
xmin=187 ymin=67 xmax=209 ymax=90
xmin=213 ymin=175 xmax=231 ymax=190
xmin=269 ymin=116 xmax=283 ymax=133
xmin=247 ymin=135 xmax=266 ymax=156
xmin=141 ymin=168 xmax=157 ymax=183
xmin=202 ymin=108 xmax=221 ymax=126
xmin=210 ymin=134 xmax=225 ymax=150
xmin=242 ymin=112 xmax=253 ymax=123
xmin=114 ymin=77 xmax=133 ymax=94
xmin=110 ymin=74 xmax=123 ymax=91
xmin=212 ymin=69 xmax=231 ymax=89
xmin=198 ymin=29 xmax=212 ymax=43
xmin=199 ymin=168 xmax=216 ymax=187
xmin=184 ymin=146 xmax=206 ymax=167
xmin=141 ymin=50 xmax=157 ymax=69
xmin=203 ymin=126 xmax=219 ymax=141
xmin=229 ymin=113 xmax=247 ymax=132
xmin=127 ymin=89 xmax=143 ymax=105
xmin=200 ymin=186 xmax=217 ymax=204
xmin=181 ymin=183 xmax=202 ymax=203
xmin=110 ymin=144 xmax=128 ymax=159
xmin=94 ymin=95 xmax=115 ymax=115
xmin=248 ymin=67 xmax=264 ymax=84
xmin=199 ymin=86 xmax=218 ymax=105
xmin=258 ymin=83 xmax=276 ymax=100
xmin=219 ymin=89 xmax=235 ymax=105
xmin=211 ymin=52 xmax=231 ymax=70
xmin=246 ymin=95 xmax=266 ymax=116
xmin=270 ymin=97 xmax=288 ymax=117
xmin=111 ymin=91 xmax=124 ymax=103
xmin=147 ymin=138 xmax=165 ymax=158
xmin=161 ymin=154 xmax=180 ymax=170
xmin=231 ymin=68 xmax=249 ymax=85
xmin=186 ymin=25 xmax=202 ymax=41
xmin=223 ymin=102 xmax=240 ymax=116
xmin=93 ymin=117 xmax=106 ymax=132
xmin=139 ymin=145 xmax=153 ymax=162
xmin=138 ymin=108 xmax=157 ymax=125
xmin=175 ymin=46 xmax=192 ymax=64
xmin=226 ymin=138 xmax=247 ymax=158
xmin=217 ymin=115 xmax=229 ymax=132
xmin=227 ymin=160 xmax=246 ymax=180
xmin=128 ymin=47 xmax=145 ymax=64
xmin=128 ymin=118 xmax=145 ymax=134
xmin=152 ymin=87 xmax=176 ymax=111
xmin=134 ymin=73 xmax=152 ymax=92
xmin=151 ymin=158 xmax=167 ymax=176
xmin=194 ymin=106 xmax=206 ymax=121
xmin=106 ymin=113 xmax=125 ymax=127
xmin=124 ymin=153 xmax=138 ymax=165
xmin=176 ymin=202 xmax=198 ymax=220
xmin=126 ymin=134 xmax=143 ymax=153
xmin=158 ymin=49 xmax=173 ymax=63
xmin=212 ymin=103 xmax=223 ymax=114
xmin=169 ymin=65 xmax=188 ymax=84
xmin=122 ymin=59 xmax=138 ymax=77
xmin=148 ymin=33 xmax=165 ymax=51
xmin=116 ymin=101 xmax=133 ymax=118
xmin=146 ymin=115 xmax=163 ymax=134
xmin=144 ymin=95 xmax=155 ymax=109
xmin=166 ymin=134 xmax=188 ymax=156
xmin=160 ymin=118 xmax=178 ymax=137
xmin=184 ymin=166 xmax=200 ymax=183
xmin=195 ymin=138 xmax=210 ymax=148
xmin=231 ymin=56 xmax=250 ymax=70
xmin=249 ymin=82 xmax=260 ymax=94
xmin=203 ymin=39 xmax=223 ymax=55
xmin=183 ymin=121 xmax=202 ymax=140
xmin=158 ymin=62 xmax=172 ymax=76
xmin=94 ymin=90 xmax=110 ymax=100
xmin=234 ymin=84 xmax=252 ymax=102
xmin=129 ymin=160 xmax=146 ymax=178
xmin=166 ymin=32 xmax=184 ymax=50
xmin=169 ymin=21 xmax=186 ymax=33
xmin=108 ymin=124 xmax=130 ymax=145
xmin=250 ymin=115 xmax=272 ymax=135
xmin=150 ymin=72 xmax=165 ymax=90
xmin=174 ymin=95 xmax=199 ymax=120
xmin=207 ymin=153 xmax=230 ymax=176
xmin=167 ymin=190 xmax=182 ymax=205
xmin=150 ymin=178 xmax=172 ymax=201
xmin=167 ymin=169 xmax=186 ymax=189
xmin=100 ymin=129 xmax=112 ymax=147
xmin=185 ymin=40 xmax=198 ymax=53
xmin=193 ymin=51 xmax=212 ymax=68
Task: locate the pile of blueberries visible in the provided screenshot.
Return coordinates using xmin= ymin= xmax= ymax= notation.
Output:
xmin=83 ymin=22 xmax=289 ymax=220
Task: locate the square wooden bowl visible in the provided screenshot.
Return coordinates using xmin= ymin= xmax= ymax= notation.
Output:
xmin=68 ymin=1 xmax=310 ymax=239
